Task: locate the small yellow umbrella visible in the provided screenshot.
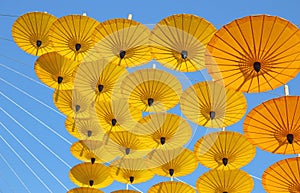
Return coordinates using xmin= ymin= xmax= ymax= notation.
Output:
xmin=244 ymin=96 xmax=300 ymax=154
xmin=121 ymin=68 xmax=182 ymax=112
xmin=262 ymin=157 xmax=300 ymax=193
xmin=49 ymin=14 xmax=99 ymax=61
xmin=69 ymin=162 xmax=113 ymax=189
xmin=148 ymin=181 xmax=196 ymax=193
xmin=12 ymin=12 xmax=57 ymax=56
xmin=70 ymin=140 xmax=115 ymax=163
xmin=34 ymin=52 xmax=79 ymax=91
xmin=180 ymin=81 xmax=247 ymax=128
xmin=206 ymin=14 xmax=300 ymax=93
xmin=196 ymin=169 xmax=254 ymax=193
xmin=194 ymin=131 xmax=256 ymax=170
xmin=150 ymin=14 xmax=216 ymax=72
xmin=67 ymin=187 xmax=104 ymax=193
xmin=73 ymin=59 xmax=128 ymax=102
xmin=133 ymin=113 xmax=192 ymax=149
xmin=146 ymin=147 xmax=198 ymax=178
xmin=89 ymin=18 xmax=152 ymax=67
xmin=110 ymin=158 xmax=154 ymax=185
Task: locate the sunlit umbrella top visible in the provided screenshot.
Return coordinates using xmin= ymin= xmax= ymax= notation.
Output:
xmin=111 ymin=190 xmax=141 ymax=193
xmin=67 ymin=187 xmax=104 ymax=193
xmin=148 ymin=181 xmax=196 ymax=193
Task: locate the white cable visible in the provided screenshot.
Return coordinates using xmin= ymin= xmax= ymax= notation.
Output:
xmin=0 ymin=122 xmax=69 ymax=190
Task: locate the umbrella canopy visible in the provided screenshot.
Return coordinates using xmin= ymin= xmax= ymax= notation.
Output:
xmin=34 ymin=52 xmax=79 ymax=90
xmin=49 ymin=14 xmax=99 ymax=61
xmin=262 ymin=157 xmax=300 ymax=193
xmin=67 ymin=187 xmax=104 ymax=193
xmin=111 ymin=190 xmax=141 ymax=193
xmin=69 ymin=162 xmax=113 ymax=189
xmin=110 ymin=158 xmax=154 ymax=184
xmin=150 ymin=14 xmax=216 ymax=72
xmin=12 ymin=11 xmax=57 ymax=56
xmin=194 ymin=131 xmax=256 ymax=170
xmin=244 ymin=96 xmax=300 ymax=154
xmin=146 ymin=147 xmax=198 ymax=178
xmin=73 ymin=59 xmax=128 ymax=102
xmin=148 ymin=181 xmax=196 ymax=193
xmin=196 ymin=169 xmax=254 ymax=193
xmin=70 ymin=140 xmax=115 ymax=163
xmin=89 ymin=18 xmax=152 ymax=67
xmin=132 ymin=113 xmax=192 ymax=149
xmin=121 ymin=68 xmax=182 ymax=112
xmin=180 ymin=81 xmax=247 ymax=128
xmin=206 ymin=14 xmax=300 ymax=93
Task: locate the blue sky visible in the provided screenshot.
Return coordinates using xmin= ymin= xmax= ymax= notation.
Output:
xmin=0 ymin=0 xmax=299 ymax=192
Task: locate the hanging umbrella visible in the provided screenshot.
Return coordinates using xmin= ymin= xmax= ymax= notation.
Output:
xmin=73 ymin=59 xmax=128 ymax=102
xmin=70 ymin=140 xmax=115 ymax=163
xmin=12 ymin=12 xmax=57 ymax=56
xmin=244 ymin=96 xmax=300 ymax=154
xmin=132 ymin=113 xmax=192 ymax=149
xmin=146 ymin=147 xmax=198 ymax=178
xmin=150 ymin=14 xmax=216 ymax=72
xmin=110 ymin=158 xmax=154 ymax=184
xmin=111 ymin=190 xmax=141 ymax=193
xmin=148 ymin=181 xmax=196 ymax=193
xmin=69 ymin=162 xmax=113 ymax=189
xmin=262 ymin=157 xmax=300 ymax=193
xmin=34 ymin=52 xmax=79 ymax=91
xmin=180 ymin=81 xmax=247 ymax=128
xmin=89 ymin=18 xmax=152 ymax=67
xmin=95 ymin=99 xmax=142 ymax=134
xmin=194 ymin=131 xmax=256 ymax=170
xmin=206 ymin=14 xmax=300 ymax=93
xmin=67 ymin=187 xmax=104 ymax=193
xmin=121 ymin=68 xmax=182 ymax=112
xmin=196 ymin=169 xmax=254 ymax=193
xmin=49 ymin=14 xmax=99 ymax=61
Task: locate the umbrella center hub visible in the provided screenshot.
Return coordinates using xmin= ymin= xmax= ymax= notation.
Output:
xmin=222 ymin=157 xmax=229 ymax=166
xmin=253 ymin=61 xmax=261 ymax=72
xmin=36 ymin=40 xmax=42 ymax=48
xmin=91 ymin=157 xmax=96 ymax=164
xmin=129 ymin=176 xmax=134 ymax=183
xmin=169 ymin=168 xmax=175 ymax=176
xmin=87 ymin=130 xmax=92 ymax=137
xmin=125 ymin=147 xmax=130 ymax=155
xmin=160 ymin=137 xmax=166 ymax=145
xmin=289 ymin=184 xmax=300 ymax=192
xmin=181 ymin=50 xmax=188 ymax=59
xmin=89 ymin=179 xmax=94 ymax=186
xmin=119 ymin=50 xmax=126 ymax=59
xmin=57 ymin=76 xmax=63 ymax=84
xmin=148 ymin=98 xmax=154 ymax=106
xmin=75 ymin=104 xmax=81 ymax=112
xmin=287 ymin=133 xmax=294 ymax=144
xmin=98 ymin=84 xmax=104 ymax=92
xmin=111 ymin=118 xmax=117 ymax=126
xmin=75 ymin=43 xmax=81 ymax=51
xmin=209 ymin=111 xmax=216 ymax=119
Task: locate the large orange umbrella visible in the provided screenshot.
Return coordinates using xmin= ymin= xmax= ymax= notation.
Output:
xmin=89 ymin=18 xmax=152 ymax=67
xmin=148 ymin=181 xmax=196 ymax=193
xmin=196 ymin=169 xmax=254 ymax=193
xmin=121 ymin=68 xmax=182 ymax=112
xmin=12 ymin=12 xmax=57 ymax=56
xmin=67 ymin=187 xmax=104 ymax=193
xmin=262 ymin=157 xmax=300 ymax=193
xmin=49 ymin=14 xmax=99 ymax=61
xmin=194 ymin=131 xmax=256 ymax=170
xmin=150 ymin=14 xmax=216 ymax=72
xmin=244 ymin=96 xmax=300 ymax=154
xmin=180 ymin=81 xmax=247 ymax=128
xmin=206 ymin=14 xmax=300 ymax=93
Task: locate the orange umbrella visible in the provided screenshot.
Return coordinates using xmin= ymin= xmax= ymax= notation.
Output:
xmin=206 ymin=14 xmax=300 ymax=92
xmin=244 ymin=96 xmax=300 ymax=154
xmin=67 ymin=187 xmax=104 ymax=193
xmin=150 ymin=14 xmax=216 ymax=72
xmin=148 ymin=181 xmax=196 ymax=193
xmin=12 ymin=12 xmax=57 ymax=56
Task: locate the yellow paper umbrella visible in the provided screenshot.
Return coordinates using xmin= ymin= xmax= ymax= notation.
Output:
xmin=110 ymin=158 xmax=154 ymax=184
xmin=95 ymin=100 xmax=142 ymax=134
xmin=121 ymin=68 xmax=182 ymax=112
xmin=49 ymin=14 xmax=99 ymax=61
xmin=12 ymin=12 xmax=57 ymax=56
xmin=34 ymin=52 xmax=79 ymax=91
xmin=89 ymin=18 xmax=152 ymax=67
xmin=74 ymin=59 xmax=128 ymax=102
xmin=53 ymin=89 xmax=92 ymax=119
xmin=244 ymin=96 xmax=300 ymax=154
xmin=133 ymin=113 xmax=192 ymax=149
xmin=196 ymin=169 xmax=254 ymax=193
xmin=67 ymin=187 xmax=104 ymax=193
xmin=147 ymin=147 xmax=198 ymax=178
xmin=70 ymin=140 xmax=115 ymax=163
xmin=206 ymin=14 xmax=300 ymax=93
xmin=150 ymin=14 xmax=216 ymax=72
xmin=148 ymin=181 xmax=196 ymax=193
xmin=69 ymin=162 xmax=113 ymax=189
xmin=262 ymin=157 xmax=300 ymax=193
xmin=194 ymin=131 xmax=256 ymax=170
xmin=180 ymin=81 xmax=247 ymax=128
xmin=111 ymin=190 xmax=141 ymax=193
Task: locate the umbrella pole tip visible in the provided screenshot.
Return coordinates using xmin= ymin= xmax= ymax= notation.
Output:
xmin=284 ymin=85 xmax=289 ymax=96
xmin=127 ymin=13 xmax=133 ymax=20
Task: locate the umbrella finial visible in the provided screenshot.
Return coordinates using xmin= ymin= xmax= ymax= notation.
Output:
xmin=222 ymin=157 xmax=228 ymax=166
xmin=128 ymin=13 xmax=133 ymax=20
xmin=284 ymin=85 xmax=289 ymax=96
